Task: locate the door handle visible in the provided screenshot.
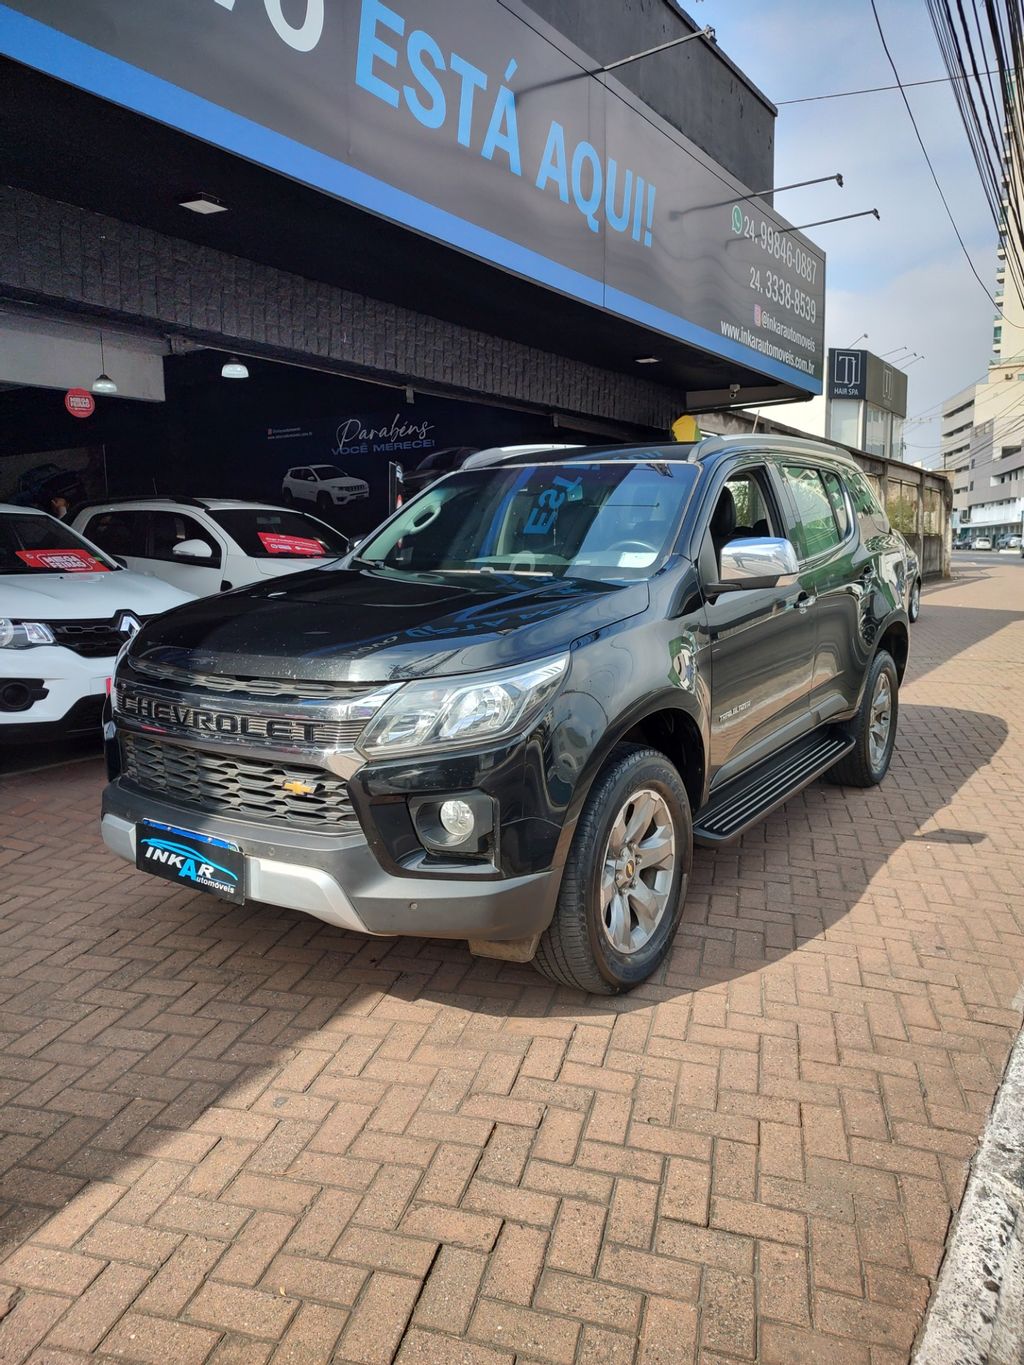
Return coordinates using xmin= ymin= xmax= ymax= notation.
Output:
xmin=796 ymin=591 xmax=816 ymax=612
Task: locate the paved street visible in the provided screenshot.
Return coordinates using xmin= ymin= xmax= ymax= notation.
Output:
xmin=0 ymin=560 xmax=1022 ymax=1365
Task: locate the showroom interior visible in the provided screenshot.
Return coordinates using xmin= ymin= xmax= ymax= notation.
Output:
xmin=0 ymin=0 xmax=825 ymax=535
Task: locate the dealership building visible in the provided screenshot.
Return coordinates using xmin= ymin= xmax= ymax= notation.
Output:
xmin=0 ymin=1 xmax=825 ymax=529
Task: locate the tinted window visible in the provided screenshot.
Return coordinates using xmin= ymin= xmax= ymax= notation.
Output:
xmin=844 ymin=467 xmax=890 ymax=537
xmin=148 ymin=512 xmax=221 ymax=566
xmin=208 ymin=509 xmax=349 ymax=558
xmin=0 ymin=512 xmax=119 ymax=575
xmin=311 ymin=465 xmax=344 ymax=480
xmin=820 ymin=470 xmax=850 ymax=538
xmin=781 ymin=465 xmax=841 ymax=560
xmin=83 ymin=510 xmax=149 ymax=558
xmin=357 ymin=462 xmax=698 ymax=580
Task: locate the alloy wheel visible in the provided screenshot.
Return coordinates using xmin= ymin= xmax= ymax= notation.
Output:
xmin=868 ymin=671 xmax=893 ymax=771
xmin=599 ymin=789 xmax=677 ymax=954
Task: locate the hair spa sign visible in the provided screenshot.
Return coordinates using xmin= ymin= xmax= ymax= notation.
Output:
xmin=0 ymin=0 xmax=825 ymax=391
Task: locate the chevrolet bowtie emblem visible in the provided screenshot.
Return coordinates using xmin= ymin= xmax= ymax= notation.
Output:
xmin=282 ymin=778 xmax=319 ymax=797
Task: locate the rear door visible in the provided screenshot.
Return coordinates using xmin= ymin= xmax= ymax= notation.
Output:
xmin=774 ymin=462 xmax=863 ymax=722
xmin=701 ymin=460 xmax=817 ymax=784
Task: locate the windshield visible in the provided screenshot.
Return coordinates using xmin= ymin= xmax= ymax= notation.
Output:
xmin=208 ymin=508 xmax=349 ymax=558
xmin=312 ymin=465 xmax=345 ymax=480
xmin=0 ymin=511 xmax=119 ymax=575
xmin=355 ymin=461 xmax=698 ymax=580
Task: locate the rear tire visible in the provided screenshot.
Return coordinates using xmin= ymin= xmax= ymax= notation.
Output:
xmin=826 ymin=650 xmax=899 ymax=788
xmin=908 ymin=578 xmax=921 ymax=623
xmin=533 ymin=745 xmax=692 ymax=994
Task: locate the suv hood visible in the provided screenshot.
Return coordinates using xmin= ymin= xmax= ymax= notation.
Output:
xmin=2 ymin=569 xmax=194 ymax=620
xmin=129 ymin=567 xmax=649 ymax=682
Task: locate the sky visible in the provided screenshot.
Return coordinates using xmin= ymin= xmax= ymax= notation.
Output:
xmin=691 ymin=0 xmax=997 ymax=463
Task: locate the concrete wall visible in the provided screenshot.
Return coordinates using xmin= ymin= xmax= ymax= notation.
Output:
xmin=530 ymin=0 xmax=775 ymax=190
xmin=0 ymin=186 xmax=681 ymax=435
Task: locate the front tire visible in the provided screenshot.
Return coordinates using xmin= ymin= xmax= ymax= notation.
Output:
xmin=534 ymin=745 xmax=692 ymax=994
xmin=826 ymin=649 xmax=899 ymax=788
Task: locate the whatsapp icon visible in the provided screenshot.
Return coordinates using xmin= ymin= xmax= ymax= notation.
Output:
xmin=731 ymin=205 xmax=743 ymax=234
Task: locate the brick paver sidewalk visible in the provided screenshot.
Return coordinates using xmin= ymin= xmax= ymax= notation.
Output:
xmin=0 ymin=561 xmax=1022 ymax=1365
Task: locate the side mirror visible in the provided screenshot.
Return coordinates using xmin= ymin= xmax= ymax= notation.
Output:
xmin=709 ymin=537 xmax=799 ymax=592
xmin=173 ymin=538 xmax=214 ymax=560
xmin=112 ymin=555 xmax=128 ymax=569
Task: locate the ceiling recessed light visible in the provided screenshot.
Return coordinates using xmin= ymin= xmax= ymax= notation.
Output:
xmin=179 ymin=193 xmax=227 ymax=215
xmin=635 ymin=356 xmax=660 ymax=364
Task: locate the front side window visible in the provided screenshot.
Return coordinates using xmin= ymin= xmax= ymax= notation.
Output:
xmin=0 ymin=512 xmax=119 ymax=575
xmin=780 ymin=465 xmax=842 ymax=560
xmin=148 ymin=512 xmax=222 ymax=566
xmin=355 ymin=462 xmax=698 ymax=580
xmin=311 ymin=465 xmax=345 ymax=481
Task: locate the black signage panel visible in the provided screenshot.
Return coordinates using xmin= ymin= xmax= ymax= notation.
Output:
xmin=828 ymin=350 xmax=907 ymax=416
xmin=0 ymin=0 xmax=825 ymax=390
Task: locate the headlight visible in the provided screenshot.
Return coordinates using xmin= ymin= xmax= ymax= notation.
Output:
xmin=0 ymin=619 xmax=55 ymax=649
xmin=357 ymin=654 xmax=568 ymax=756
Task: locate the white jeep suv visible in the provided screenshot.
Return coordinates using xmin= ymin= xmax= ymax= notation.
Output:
xmin=281 ymin=465 xmax=369 ymax=511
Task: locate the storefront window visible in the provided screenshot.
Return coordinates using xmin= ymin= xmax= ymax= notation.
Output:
xmin=865 ymin=404 xmax=889 ymax=458
xmin=828 ymin=399 xmax=861 ymax=448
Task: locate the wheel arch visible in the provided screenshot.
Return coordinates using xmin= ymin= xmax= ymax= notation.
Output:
xmin=552 ymin=692 xmax=707 ymax=871
xmin=877 ymin=617 xmax=909 ymax=682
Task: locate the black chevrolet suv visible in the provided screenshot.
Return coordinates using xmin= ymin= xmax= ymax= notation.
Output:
xmin=101 ymin=437 xmax=910 ymax=993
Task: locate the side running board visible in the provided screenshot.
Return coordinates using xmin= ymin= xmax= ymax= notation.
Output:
xmin=694 ymin=731 xmax=854 ymax=846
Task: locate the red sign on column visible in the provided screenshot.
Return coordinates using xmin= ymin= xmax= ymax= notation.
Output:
xmin=64 ymin=388 xmax=95 ymax=419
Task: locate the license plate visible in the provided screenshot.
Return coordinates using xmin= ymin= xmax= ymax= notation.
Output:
xmin=135 ymin=821 xmax=245 ymax=902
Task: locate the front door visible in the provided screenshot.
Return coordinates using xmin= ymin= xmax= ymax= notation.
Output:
xmin=701 ymin=464 xmax=817 ymax=785
xmin=144 ymin=511 xmax=224 ymax=596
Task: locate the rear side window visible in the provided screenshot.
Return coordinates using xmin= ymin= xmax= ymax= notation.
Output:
xmin=844 ymin=467 xmax=890 ymax=537
xmin=83 ymin=510 xmax=149 ymax=558
xmin=780 ymin=465 xmax=843 ymax=560
xmin=208 ymin=509 xmax=349 ymax=557
xmin=820 ymin=470 xmax=850 ymax=538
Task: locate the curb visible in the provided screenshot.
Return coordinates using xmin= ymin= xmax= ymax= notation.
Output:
xmin=912 ymin=1021 xmax=1024 ymax=1365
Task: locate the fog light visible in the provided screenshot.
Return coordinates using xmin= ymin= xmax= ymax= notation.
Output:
xmin=439 ymin=799 xmax=475 ymax=841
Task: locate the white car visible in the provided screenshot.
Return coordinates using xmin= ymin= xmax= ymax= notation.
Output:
xmin=281 ymin=464 xmax=369 ymax=511
xmin=0 ymin=505 xmax=192 ymax=743
xmin=72 ymin=499 xmax=350 ymax=599
xmin=973 ymin=536 xmax=993 ymax=551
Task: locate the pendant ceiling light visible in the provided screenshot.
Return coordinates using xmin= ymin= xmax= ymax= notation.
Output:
xmin=92 ymin=331 xmax=117 ymax=395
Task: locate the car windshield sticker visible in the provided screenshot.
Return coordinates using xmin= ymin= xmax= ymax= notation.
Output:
xmin=257 ymin=532 xmax=326 ymax=556
xmin=523 ymin=474 xmax=584 ymax=536
xmin=16 ymin=548 xmax=109 ymax=572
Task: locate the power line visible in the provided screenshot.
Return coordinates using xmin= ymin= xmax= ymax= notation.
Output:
xmin=776 ymin=66 xmax=1006 ymax=104
xmin=869 ymin=0 xmax=1003 ymax=313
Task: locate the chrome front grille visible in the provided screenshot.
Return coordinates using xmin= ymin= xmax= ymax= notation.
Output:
xmin=119 ymin=732 xmax=362 ymax=835
xmin=132 ymin=658 xmax=360 ymax=700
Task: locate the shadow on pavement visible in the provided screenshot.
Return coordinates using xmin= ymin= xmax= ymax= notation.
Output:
xmin=0 ymin=697 xmax=1008 ymax=1266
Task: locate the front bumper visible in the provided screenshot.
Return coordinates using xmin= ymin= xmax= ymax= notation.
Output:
xmin=101 ymin=780 xmax=561 ymax=941
xmin=0 ymin=645 xmax=113 ymax=742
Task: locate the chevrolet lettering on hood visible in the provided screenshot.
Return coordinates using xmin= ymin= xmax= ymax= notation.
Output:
xmin=114 ymin=686 xmax=357 ymax=749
